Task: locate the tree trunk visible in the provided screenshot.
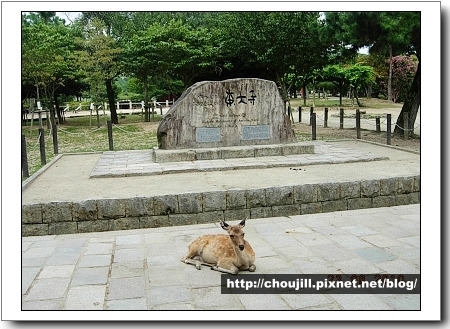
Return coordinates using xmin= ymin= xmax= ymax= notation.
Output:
xmin=312 ymin=82 xmax=316 ymax=108
xmin=387 ymin=44 xmax=393 ymax=102
xmin=275 ymin=72 xmax=288 ymax=112
xmin=106 ymin=78 xmax=118 ymax=124
xmin=302 ymin=84 xmax=307 ymax=106
xmin=394 ymin=61 xmax=420 ymax=136
xmin=144 ymin=76 xmax=149 ymax=122
xmin=46 ymin=94 xmax=57 ymax=128
xmin=49 ymin=106 xmax=57 ymax=127
xmin=54 ymin=94 xmax=63 ymax=124
xmin=355 ymin=87 xmax=362 ymax=107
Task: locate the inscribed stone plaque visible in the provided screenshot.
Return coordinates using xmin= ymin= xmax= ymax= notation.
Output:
xmin=157 ymin=78 xmax=296 ymax=149
xmin=196 ymin=127 xmax=221 ymax=143
xmin=242 ymin=125 xmax=271 ymax=140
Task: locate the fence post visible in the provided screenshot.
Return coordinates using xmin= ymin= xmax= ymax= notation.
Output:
xmin=107 ymin=120 xmax=114 ymax=151
xmin=376 ymin=117 xmax=381 ymax=133
xmin=311 ymin=113 xmax=317 ymax=140
xmin=52 ymin=124 xmax=58 ymax=154
xmin=309 ymin=107 xmax=314 ymax=126
xmin=22 ymin=133 xmax=30 ymax=178
xmin=339 ymin=108 xmax=344 ymax=129
xmin=38 ymin=110 xmax=43 ymax=130
xmin=387 ymin=114 xmax=392 ymax=145
xmin=298 ymin=106 xmax=302 ymax=122
xmin=151 ymin=103 xmax=155 ymax=121
xmin=39 ymin=127 xmax=46 ymax=165
xmin=159 ymin=104 xmax=163 ymax=115
xmin=403 ymin=112 xmax=409 ymax=139
xmin=129 ymin=100 xmax=132 ymax=110
xmin=356 ymin=109 xmax=361 ymax=139
xmin=324 ymin=108 xmax=328 ymax=128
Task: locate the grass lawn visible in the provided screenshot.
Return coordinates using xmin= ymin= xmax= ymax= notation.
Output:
xmin=22 ymin=113 xmax=161 ymax=180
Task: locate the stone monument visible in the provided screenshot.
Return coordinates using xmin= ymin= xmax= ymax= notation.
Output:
xmin=157 ymin=78 xmax=296 ymax=150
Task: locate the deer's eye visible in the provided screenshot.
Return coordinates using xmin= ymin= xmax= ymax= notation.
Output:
xmin=242 ymin=233 xmax=245 ymax=237
xmin=230 ymin=235 xmax=234 ymax=238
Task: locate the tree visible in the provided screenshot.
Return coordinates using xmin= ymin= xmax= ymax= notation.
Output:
xmin=322 ymin=63 xmax=375 ymax=107
xmin=358 ymin=52 xmax=389 ymax=99
xmin=371 ymin=12 xmax=420 ymax=136
xmin=123 ymin=19 xmax=222 ymax=120
xmin=22 ymin=13 xmax=77 ymax=125
xmin=345 ymin=63 xmax=376 ymax=107
xmin=74 ymin=18 xmax=122 ymax=123
xmin=322 ymin=64 xmax=348 ymax=106
xmin=77 ymin=12 xmax=136 ymax=124
xmin=324 ymin=11 xmax=420 ymax=136
xmin=382 ymin=55 xmax=418 ymax=103
xmin=219 ymin=12 xmax=329 ymax=108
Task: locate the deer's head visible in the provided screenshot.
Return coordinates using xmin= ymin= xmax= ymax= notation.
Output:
xmin=220 ymin=219 xmax=247 ymax=251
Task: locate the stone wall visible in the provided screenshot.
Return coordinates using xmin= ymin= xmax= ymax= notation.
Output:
xmin=157 ymin=78 xmax=296 ymax=149
xmin=22 ymin=175 xmax=420 ymax=236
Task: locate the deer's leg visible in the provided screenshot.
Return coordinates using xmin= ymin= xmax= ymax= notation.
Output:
xmin=248 ymin=264 xmax=256 ymax=272
xmin=182 ymin=257 xmax=203 ymax=270
xmin=181 ymin=245 xmax=203 ymax=269
xmin=212 ymin=260 xmax=239 ymax=275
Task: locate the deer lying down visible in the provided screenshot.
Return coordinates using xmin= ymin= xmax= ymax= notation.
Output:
xmin=181 ymin=219 xmax=256 ymax=275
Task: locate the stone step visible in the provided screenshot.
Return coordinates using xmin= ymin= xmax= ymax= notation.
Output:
xmin=152 ymin=142 xmax=315 ymax=163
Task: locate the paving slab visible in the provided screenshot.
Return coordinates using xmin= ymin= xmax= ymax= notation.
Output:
xmin=21 ymin=204 xmax=420 ymax=311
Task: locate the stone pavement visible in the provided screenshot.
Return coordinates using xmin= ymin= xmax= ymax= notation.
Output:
xmin=23 ymin=140 xmax=419 ymax=205
xmin=22 ymin=204 xmax=420 ymax=311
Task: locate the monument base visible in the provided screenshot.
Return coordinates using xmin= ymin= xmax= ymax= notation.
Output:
xmin=152 ymin=142 xmax=315 ymax=163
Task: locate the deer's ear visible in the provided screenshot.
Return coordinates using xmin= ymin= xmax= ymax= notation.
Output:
xmin=220 ymin=221 xmax=229 ymax=230
xmin=239 ymin=218 xmax=247 ymax=228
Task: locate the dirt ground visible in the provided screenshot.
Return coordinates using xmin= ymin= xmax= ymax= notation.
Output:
xmin=136 ymin=118 xmax=420 ymax=154
xmin=292 ymin=122 xmax=420 ymax=153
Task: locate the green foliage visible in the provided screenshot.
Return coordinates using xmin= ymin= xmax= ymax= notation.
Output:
xmin=218 ymin=12 xmax=329 ymax=102
xmin=21 ymin=15 xmax=78 ymax=105
xmin=124 ymin=19 xmax=222 ymax=89
xmin=22 ymin=11 xmax=420 ymax=119
xmin=345 ymin=63 xmax=375 ymax=89
xmin=324 ymin=12 xmax=420 ymax=60
xmin=74 ymin=18 xmax=122 ymax=103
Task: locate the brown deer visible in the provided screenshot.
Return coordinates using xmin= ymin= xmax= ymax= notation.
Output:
xmin=181 ymin=219 xmax=256 ymax=275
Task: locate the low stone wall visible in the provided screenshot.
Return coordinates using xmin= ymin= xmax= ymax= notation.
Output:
xmin=22 ymin=175 xmax=420 ymax=236
xmin=152 ymin=142 xmax=315 ymax=163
